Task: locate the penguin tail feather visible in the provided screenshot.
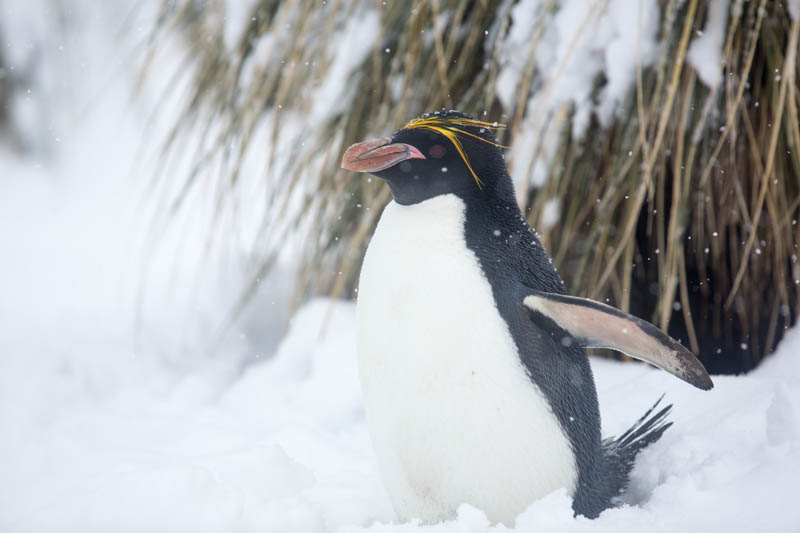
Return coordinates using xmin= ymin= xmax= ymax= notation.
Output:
xmin=603 ymin=394 xmax=673 ymax=478
xmin=572 ymin=396 xmax=672 ymax=518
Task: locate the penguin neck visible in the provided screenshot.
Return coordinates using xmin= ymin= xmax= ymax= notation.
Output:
xmin=383 ymin=164 xmax=519 ymax=209
xmin=458 ymin=179 xmax=531 ymax=242
xmin=458 ymin=168 xmax=519 ymax=209
xmin=457 ymin=182 xmax=569 ymax=296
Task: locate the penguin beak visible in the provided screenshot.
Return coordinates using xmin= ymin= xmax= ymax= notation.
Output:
xmin=341 ymin=138 xmax=426 ymax=173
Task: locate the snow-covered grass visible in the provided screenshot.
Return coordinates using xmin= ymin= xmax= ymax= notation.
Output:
xmin=497 ymin=0 xmax=661 ymax=192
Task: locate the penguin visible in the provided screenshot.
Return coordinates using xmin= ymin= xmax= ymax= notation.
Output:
xmin=340 ymin=110 xmax=712 ymax=525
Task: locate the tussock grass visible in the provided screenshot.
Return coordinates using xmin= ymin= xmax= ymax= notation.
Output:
xmin=0 ymin=26 xmax=31 ymax=153
xmin=147 ymin=0 xmax=800 ymax=373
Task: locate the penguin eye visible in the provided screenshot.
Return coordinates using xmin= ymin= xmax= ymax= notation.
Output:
xmin=429 ymin=145 xmax=446 ymax=158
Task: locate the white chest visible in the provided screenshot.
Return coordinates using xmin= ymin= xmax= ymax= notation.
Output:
xmin=356 ymin=195 xmax=577 ymax=526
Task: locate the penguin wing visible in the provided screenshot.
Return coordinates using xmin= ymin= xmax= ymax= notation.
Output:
xmin=522 ymin=291 xmax=713 ymax=391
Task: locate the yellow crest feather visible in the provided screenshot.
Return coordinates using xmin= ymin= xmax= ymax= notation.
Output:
xmin=401 ymin=116 xmax=507 ymax=189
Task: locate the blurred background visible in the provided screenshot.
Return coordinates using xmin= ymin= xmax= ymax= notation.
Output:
xmin=1 ymin=0 xmax=799 ymax=531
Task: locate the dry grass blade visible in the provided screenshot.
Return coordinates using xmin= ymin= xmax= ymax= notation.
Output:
xmin=594 ymin=0 xmax=697 ymax=295
xmin=725 ymin=16 xmax=799 ymax=309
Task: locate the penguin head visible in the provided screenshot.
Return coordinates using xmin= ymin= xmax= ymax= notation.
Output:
xmin=341 ymin=111 xmax=514 ymax=205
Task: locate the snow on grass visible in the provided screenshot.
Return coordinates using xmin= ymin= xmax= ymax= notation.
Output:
xmin=687 ymin=0 xmax=730 ymax=89
xmin=496 ymin=0 xmax=661 ymax=194
xmin=541 ymin=198 xmax=561 ymax=229
xmin=308 ymin=7 xmax=380 ymax=125
xmin=790 ymin=0 xmax=800 ymax=22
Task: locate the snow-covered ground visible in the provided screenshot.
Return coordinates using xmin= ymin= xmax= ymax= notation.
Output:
xmin=3 ymin=283 xmax=800 ymax=532
xmin=2 ymin=1 xmax=800 ymax=532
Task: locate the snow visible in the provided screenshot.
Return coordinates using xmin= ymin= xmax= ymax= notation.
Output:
xmin=2 ymin=1 xmax=799 ymax=531
xmin=541 ymin=198 xmax=561 ymax=229
xmin=495 ymin=0 xmax=660 ymax=194
xmin=790 ymin=0 xmax=800 ymax=22
xmin=223 ymin=0 xmax=262 ymax=51
xmin=4 ymin=271 xmax=800 ymax=532
xmin=687 ymin=0 xmax=730 ymax=89
xmin=308 ymin=8 xmax=380 ymax=125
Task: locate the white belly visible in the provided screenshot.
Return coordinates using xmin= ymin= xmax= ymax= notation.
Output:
xmin=356 ymin=195 xmax=577 ymax=526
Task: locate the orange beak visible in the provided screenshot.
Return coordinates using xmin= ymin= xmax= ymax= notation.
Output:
xmin=341 ymin=138 xmax=425 ymax=173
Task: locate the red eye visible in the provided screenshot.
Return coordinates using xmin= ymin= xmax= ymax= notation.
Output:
xmin=429 ymin=145 xmax=446 ymax=158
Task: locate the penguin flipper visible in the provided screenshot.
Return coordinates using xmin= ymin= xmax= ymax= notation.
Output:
xmin=522 ymin=291 xmax=713 ymax=391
